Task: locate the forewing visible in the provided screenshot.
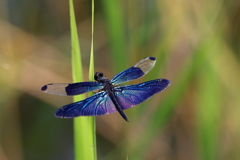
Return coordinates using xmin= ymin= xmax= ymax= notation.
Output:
xmin=41 ymin=82 xmax=103 ymax=96
xmin=110 ymin=57 xmax=156 ymax=85
xmin=55 ymin=91 xmax=117 ymax=118
xmin=114 ymin=79 xmax=171 ymax=110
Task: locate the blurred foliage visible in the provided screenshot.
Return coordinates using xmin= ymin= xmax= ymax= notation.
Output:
xmin=0 ymin=0 xmax=240 ymax=160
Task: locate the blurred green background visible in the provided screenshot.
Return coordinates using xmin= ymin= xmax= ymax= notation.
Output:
xmin=0 ymin=0 xmax=240 ymax=160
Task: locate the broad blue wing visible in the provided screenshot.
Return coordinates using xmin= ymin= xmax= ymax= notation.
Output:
xmin=41 ymin=82 xmax=104 ymax=96
xmin=113 ymin=79 xmax=171 ymax=110
xmin=110 ymin=57 xmax=156 ymax=85
xmin=55 ymin=91 xmax=117 ymax=118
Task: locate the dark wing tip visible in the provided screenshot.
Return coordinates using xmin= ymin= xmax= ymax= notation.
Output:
xmin=41 ymin=85 xmax=48 ymax=91
xmin=55 ymin=108 xmax=74 ymax=118
xmin=55 ymin=109 xmax=66 ymax=118
xmin=160 ymin=79 xmax=171 ymax=86
xmin=148 ymin=57 xmax=156 ymax=61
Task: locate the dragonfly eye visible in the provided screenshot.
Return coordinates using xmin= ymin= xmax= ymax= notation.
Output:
xmin=94 ymin=72 xmax=104 ymax=81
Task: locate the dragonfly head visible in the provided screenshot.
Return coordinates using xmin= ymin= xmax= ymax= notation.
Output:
xmin=94 ymin=72 xmax=107 ymax=82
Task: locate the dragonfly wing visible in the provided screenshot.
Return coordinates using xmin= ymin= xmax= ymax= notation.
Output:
xmin=114 ymin=79 xmax=171 ymax=110
xmin=110 ymin=57 xmax=156 ymax=85
xmin=55 ymin=91 xmax=117 ymax=118
xmin=41 ymin=82 xmax=104 ymax=96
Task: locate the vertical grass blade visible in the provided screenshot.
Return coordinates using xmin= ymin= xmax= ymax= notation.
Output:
xmin=88 ymin=0 xmax=97 ymax=159
xmin=89 ymin=0 xmax=95 ymax=80
xmin=69 ymin=0 xmax=96 ymax=160
xmin=101 ymin=0 xmax=127 ymax=72
xmin=196 ymin=63 xmax=220 ymax=160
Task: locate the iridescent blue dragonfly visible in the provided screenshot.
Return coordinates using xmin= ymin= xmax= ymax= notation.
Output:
xmin=41 ymin=57 xmax=170 ymax=122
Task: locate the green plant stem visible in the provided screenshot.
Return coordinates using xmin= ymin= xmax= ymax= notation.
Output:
xmin=88 ymin=0 xmax=97 ymax=159
xmin=69 ymin=0 xmax=96 ymax=160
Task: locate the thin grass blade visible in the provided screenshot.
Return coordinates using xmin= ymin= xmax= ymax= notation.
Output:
xmin=69 ymin=0 xmax=95 ymax=159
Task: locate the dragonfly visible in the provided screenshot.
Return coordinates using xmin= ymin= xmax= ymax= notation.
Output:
xmin=41 ymin=57 xmax=171 ymax=122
